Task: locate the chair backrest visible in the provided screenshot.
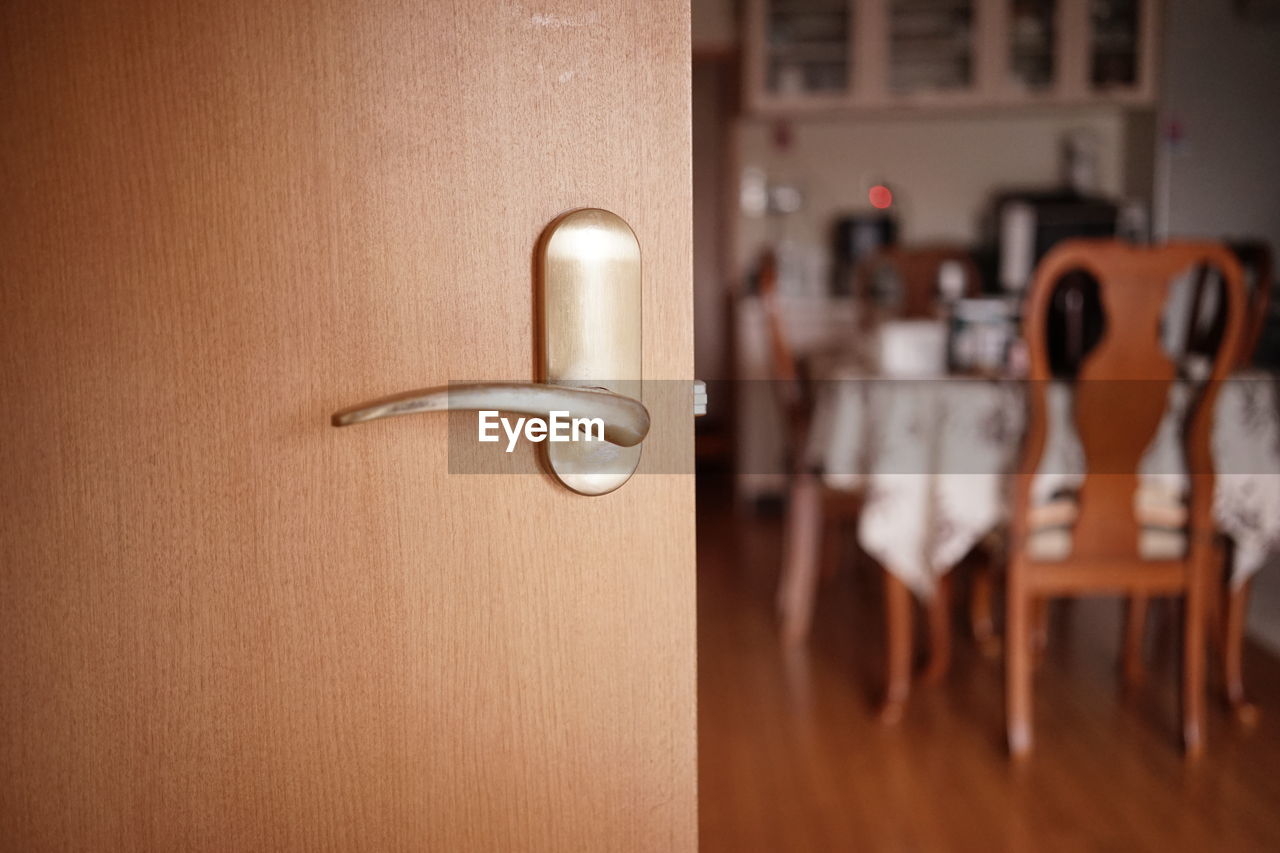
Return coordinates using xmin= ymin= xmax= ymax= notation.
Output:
xmin=854 ymin=245 xmax=981 ymax=319
xmin=756 ymin=248 xmax=799 ymax=387
xmin=1018 ymin=241 xmax=1247 ymax=561
xmin=755 ymin=248 xmax=808 ymax=451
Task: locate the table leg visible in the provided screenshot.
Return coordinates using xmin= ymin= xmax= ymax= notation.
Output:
xmin=969 ymin=562 xmax=1000 ymax=658
xmin=778 ymin=472 xmax=823 ymax=645
xmin=1123 ymin=596 xmax=1149 ymax=688
xmin=923 ymin=573 xmax=952 ymax=684
xmin=880 ymin=569 xmax=913 ymax=724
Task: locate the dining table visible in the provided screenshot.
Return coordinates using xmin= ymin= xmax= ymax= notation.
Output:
xmin=779 ymin=358 xmax=1280 ymax=718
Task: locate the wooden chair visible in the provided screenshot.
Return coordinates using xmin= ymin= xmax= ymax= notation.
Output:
xmin=773 ymin=244 xmax=980 ymax=717
xmin=1124 ymin=241 xmax=1273 ymax=723
xmin=756 ymin=249 xmax=808 ymax=459
xmin=758 ymin=248 xmax=865 ymax=643
xmin=854 ymin=244 xmax=987 ymax=713
xmin=1008 ymin=240 xmax=1246 ymax=758
xmin=854 ymin=245 xmax=981 ymax=320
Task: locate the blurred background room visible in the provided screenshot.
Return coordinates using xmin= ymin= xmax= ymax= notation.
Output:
xmin=690 ymin=1 xmax=1280 ymax=849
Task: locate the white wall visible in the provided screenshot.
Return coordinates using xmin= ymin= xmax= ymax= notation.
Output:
xmin=1155 ymin=0 xmax=1280 ymax=653
xmin=1156 ymin=1 xmax=1280 ymax=248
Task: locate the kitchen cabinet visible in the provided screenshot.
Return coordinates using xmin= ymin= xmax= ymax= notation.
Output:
xmin=744 ymin=0 xmax=1159 ymax=113
xmin=757 ymin=0 xmax=855 ymax=103
xmin=888 ymin=0 xmax=979 ymax=98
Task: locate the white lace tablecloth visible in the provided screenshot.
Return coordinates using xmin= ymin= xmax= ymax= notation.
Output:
xmin=806 ymin=368 xmax=1280 ymax=597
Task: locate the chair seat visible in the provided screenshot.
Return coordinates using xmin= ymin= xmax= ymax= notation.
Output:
xmin=1026 ymin=483 xmax=1187 ymax=561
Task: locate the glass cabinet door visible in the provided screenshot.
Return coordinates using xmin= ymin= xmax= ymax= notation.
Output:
xmin=887 ymin=0 xmax=975 ymax=96
xmin=1008 ymin=0 xmax=1056 ymax=93
xmin=747 ymin=0 xmax=1156 ymax=111
xmin=763 ymin=0 xmax=852 ymax=98
xmin=1089 ymin=0 xmax=1142 ymax=91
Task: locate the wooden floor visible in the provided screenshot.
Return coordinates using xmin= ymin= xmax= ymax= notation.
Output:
xmin=697 ymin=478 xmax=1280 ymax=852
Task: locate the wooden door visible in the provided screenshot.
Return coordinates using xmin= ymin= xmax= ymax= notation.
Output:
xmin=0 ymin=2 xmax=695 ymax=850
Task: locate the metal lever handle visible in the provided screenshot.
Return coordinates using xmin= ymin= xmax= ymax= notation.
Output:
xmin=332 ymin=382 xmax=651 ymax=447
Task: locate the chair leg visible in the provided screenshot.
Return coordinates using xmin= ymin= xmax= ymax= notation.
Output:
xmin=1183 ymin=556 xmax=1209 ymax=758
xmin=969 ymin=562 xmax=1000 ymax=658
xmin=1123 ymin=595 xmax=1149 ymax=687
xmin=880 ymin=570 xmax=913 ymax=724
xmin=923 ymin=573 xmax=952 ymax=684
xmin=1224 ymin=578 xmax=1259 ymax=727
xmin=778 ymin=472 xmax=823 ymax=645
xmin=1006 ymin=565 xmax=1033 ymax=758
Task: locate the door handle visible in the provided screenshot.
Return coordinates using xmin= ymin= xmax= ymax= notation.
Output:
xmin=331 ymin=208 xmax=659 ymax=496
xmin=332 ymin=382 xmax=650 ymax=447
xmin=331 ymin=210 xmax=708 ymax=494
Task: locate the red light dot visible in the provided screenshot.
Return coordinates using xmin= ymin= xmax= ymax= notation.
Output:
xmin=869 ymin=185 xmax=893 ymax=209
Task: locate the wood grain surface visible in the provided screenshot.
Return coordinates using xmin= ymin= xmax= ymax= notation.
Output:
xmin=0 ymin=1 xmax=695 ymax=849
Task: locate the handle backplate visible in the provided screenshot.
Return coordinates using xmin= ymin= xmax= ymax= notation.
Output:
xmin=540 ymin=209 xmax=643 ymax=495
